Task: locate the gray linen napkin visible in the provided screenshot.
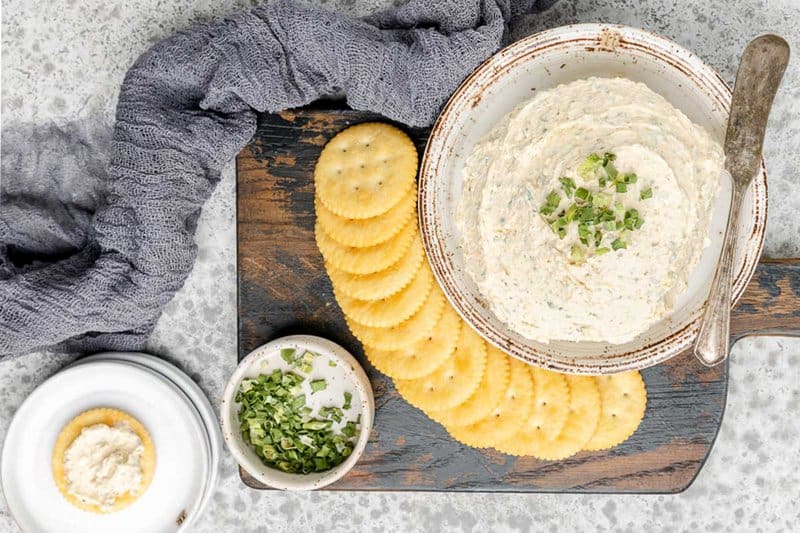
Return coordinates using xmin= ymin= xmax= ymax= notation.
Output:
xmin=0 ymin=0 xmax=556 ymax=358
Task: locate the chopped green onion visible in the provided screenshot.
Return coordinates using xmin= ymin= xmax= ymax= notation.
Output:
xmin=569 ymin=244 xmax=586 ymax=264
xmin=546 ymin=190 xmax=561 ymax=207
xmin=343 ymin=391 xmax=352 ymax=410
xmin=342 ymin=421 xmax=358 ymax=438
xmin=574 ymin=187 xmax=591 ymax=205
xmin=622 ymin=172 xmax=638 ymax=184
xmin=280 ymin=348 xmax=296 ymax=364
xmin=605 ymin=161 xmax=619 ymax=181
xmin=640 ymin=187 xmax=653 ymax=200
xmin=594 ymin=192 xmax=611 ymax=209
xmin=615 ymin=182 xmax=627 ymax=193
xmin=596 ymin=247 xmax=610 ymax=255
xmin=559 ymin=177 xmax=577 ymax=197
xmin=564 ymin=204 xmax=578 ymax=222
xmin=577 ymin=153 xmax=603 ymax=179
xmin=310 ymin=379 xmax=327 ymax=393
xmin=611 ymin=238 xmax=627 ymax=251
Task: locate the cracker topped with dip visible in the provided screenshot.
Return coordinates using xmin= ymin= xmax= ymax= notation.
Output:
xmin=456 ymin=76 xmax=723 ymax=345
xmin=52 ymin=408 xmax=155 ymax=513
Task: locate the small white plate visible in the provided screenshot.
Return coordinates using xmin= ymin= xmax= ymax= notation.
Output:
xmin=221 ymin=335 xmax=374 ymax=491
xmin=70 ymin=353 xmax=221 ymax=530
xmin=2 ymin=361 xmax=209 ymax=533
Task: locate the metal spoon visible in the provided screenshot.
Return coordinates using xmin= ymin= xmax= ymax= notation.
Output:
xmin=694 ymin=35 xmax=790 ymax=366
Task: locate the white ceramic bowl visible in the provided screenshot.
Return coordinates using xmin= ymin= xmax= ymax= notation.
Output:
xmin=221 ymin=335 xmax=374 ymax=491
xmin=418 ymin=24 xmax=767 ymax=374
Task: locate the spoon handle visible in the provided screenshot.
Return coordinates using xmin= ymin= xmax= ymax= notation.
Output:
xmin=694 ymin=35 xmax=790 ymax=367
xmin=694 ymin=183 xmax=743 ymax=366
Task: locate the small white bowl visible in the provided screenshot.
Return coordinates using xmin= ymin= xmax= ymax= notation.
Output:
xmin=220 ymin=335 xmax=374 ymax=491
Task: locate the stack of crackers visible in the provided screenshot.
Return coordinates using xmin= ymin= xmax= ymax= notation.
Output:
xmin=314 ymin=123 xmax=647 ymax=460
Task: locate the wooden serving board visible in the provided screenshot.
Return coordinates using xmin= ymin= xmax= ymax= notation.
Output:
xmin=236 ymin=108 xmax=800 ymax=493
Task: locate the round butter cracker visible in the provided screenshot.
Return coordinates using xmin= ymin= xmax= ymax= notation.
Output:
xmin=365 ymin=306 xmax=460 ymax=380
xmin=429 ymin=345 xmax=510 ymax=427
xmin=316 ymin=217 xmax=415 ymax=275
xmin=498 ymin=375 xmax=599 ymax=459
xmin=315 ymin=122 xmax=417 ymax=219
xmin=395 ymin=322 xmax=487 ymax=412
xmin=327 ymin=232 xmax=424 ymax=301
xmin=335 ymin=261 xmax=433 ymax=328
xmin=446 ymin=357 xmax=534 ymax=448
xmin=316 ymin=188 xmax=415 ymax=248
xmin=584 ymin=371 xmax=647 ymax=451
xmin=346 ymin=287 xmax=445 ymax=351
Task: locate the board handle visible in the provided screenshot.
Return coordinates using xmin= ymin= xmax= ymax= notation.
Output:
xmin=730 ymin=258 xmax=800 ymax=342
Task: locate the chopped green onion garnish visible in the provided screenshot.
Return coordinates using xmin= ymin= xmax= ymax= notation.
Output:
xmin=564 ymin=204 xmax=578 ymax=222
xmin=343 ymin=391 xmax=352 ymax=410
xmin=310 ymin=379 xmax=327 ymax=393
xmin=569 ymin=244 xmax=586 ymax=264
xmin=280 ymin=348 xmax=295 ymax=364
xmin=559 ymin=177 xmax=577 ymax=197
xmin=577 ymin=153 xmax=603 ymax=179
xmin=594 ymin=192 xmax=611 ymax=209
xmin=574 ymin=187 xmax=591 ymax=205
xmin=550 ymin=151 xmax=648 ymax=259
xmin=605 ymin=161 xmax=619 ymax=181
xmin=611 ymin=238 xmax=627 ymax=251
xmin=342 ymin=421 xmax=358 ymax=438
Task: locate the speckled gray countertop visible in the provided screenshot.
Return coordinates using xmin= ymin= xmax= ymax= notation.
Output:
xmin=2 ymin=1 xmax=799 ymax=531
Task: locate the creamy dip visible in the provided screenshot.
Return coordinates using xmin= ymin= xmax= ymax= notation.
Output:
xmin=457 ymin=77 xmax=723 ymax=344
xmin=64 ymin=422 xmax=144 ymax=507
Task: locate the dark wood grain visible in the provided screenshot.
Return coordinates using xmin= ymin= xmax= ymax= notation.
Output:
xmin=236 ymin=109 xmax=800 ymax=493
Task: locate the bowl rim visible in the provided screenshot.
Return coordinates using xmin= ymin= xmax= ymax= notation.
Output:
xmin=417 ymin=23 xmax=767 ymax=374
xmin=220 ymin=335 xmax=374 ymax=490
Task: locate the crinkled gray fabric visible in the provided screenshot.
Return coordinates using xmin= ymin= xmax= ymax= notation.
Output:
xmin=0 ymin=0 xmax=556 ymax=358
